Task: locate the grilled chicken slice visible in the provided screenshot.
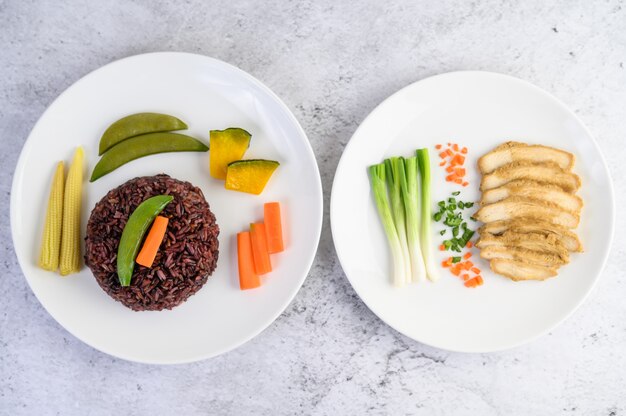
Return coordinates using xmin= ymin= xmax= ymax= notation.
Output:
xmin=474 ymin=196 xmax=579 ymax=228
xmin=476 ymin=231 xmax=569 ymax=262
xmin=479 ymin=246 xmax=567 ymax=267
xmin=480 ymin=180 xmax=583 ymax=213
xmin=478 ymin=142 xmax=575 ymax=174
xmin=479 ymin=219 xmax=583 ymax=252
xmin=490 ymin=259 xmax=558 ymax=281
xmin=480 ymin=161 xmax=581 ymax=193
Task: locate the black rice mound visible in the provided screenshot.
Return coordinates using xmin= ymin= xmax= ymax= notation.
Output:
xmin=85 ymin=174 xmax=219 ymax=311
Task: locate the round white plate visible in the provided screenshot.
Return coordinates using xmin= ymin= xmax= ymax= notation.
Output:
xmin=331 ymin=71 xmax=614 ymax=353
xmin=11 ymin=52 xmax=322 ymax=364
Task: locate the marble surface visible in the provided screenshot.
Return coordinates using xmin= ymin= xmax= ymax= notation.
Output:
xmin=1 ymin=0 xmax=625 ymax=414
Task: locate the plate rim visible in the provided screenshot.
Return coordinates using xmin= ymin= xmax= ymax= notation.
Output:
xmin=330 ymin=70 xmax=615 ymax=353
xmin=10 ymin=51 xmax=324 ymax=364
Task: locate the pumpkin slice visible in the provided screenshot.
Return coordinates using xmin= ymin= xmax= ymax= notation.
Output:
xmin=209 ymin=128 xmax=252 ymax=179
xmin=225 ymin=160 xmax=279 ymax=195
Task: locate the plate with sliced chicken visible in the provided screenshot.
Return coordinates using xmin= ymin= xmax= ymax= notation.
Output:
xmin=331 ymin=71 xmax=614 ymax=352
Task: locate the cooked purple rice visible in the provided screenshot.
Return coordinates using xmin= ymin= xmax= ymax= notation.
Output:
xmin=85 ymin=174 xmax=219 ymax=311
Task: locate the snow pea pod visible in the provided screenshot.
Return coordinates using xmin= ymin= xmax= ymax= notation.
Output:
xmin=99 ymin=112 xmax=187 ymax=155
xmin=90 ymin=132 xmax=208 ymax=182
xmin=117 ymin=195 xmax=173 ymax=286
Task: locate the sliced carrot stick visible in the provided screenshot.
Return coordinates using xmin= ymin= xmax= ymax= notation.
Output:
xmin=463 ymin=252 xmax=472 ymax=260
xmin=136 ymin=216 xmax=169 ymax=268
xmin=264 ymin=202 xmax=284 ymax=253
xmin=250 ymin=222 xmax=272 ymax=275
xmin=237 ymin=231 xmax=261 ymax=290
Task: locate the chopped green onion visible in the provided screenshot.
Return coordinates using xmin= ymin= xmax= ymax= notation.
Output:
xmin=452 ymin=191 xmax=460 ymax=196
xmin=452 ymin=256 xmax=461 ymax=263
xmin=433 ymin=212 xmax=442 ymax=222
xmin=458 ymin=201 xmax=465 ymax=209
xmin=439 ymin=229 xmax=446 ymax=236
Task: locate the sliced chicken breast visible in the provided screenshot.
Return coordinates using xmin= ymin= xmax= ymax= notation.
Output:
xmin=479 ymin=245 xmax=567 ymax=267
xmin=480 ymin=180 xmax=583 ymax=213
xmin=476 ymin=231 xmax=569 ymax=262
xmin=474 ymin=196 xmax=580 ymax=228
xmin=480 ymin=161 xmax=581 ymax=193
xmin=478 ymin=142 xmax=575 ymax=174
xmin=490 ymin=259 xmax=558 ymax=281
xmin=479 ymin=219 xmax=583 ymax=252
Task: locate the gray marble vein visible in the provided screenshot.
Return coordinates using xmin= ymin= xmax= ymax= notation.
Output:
xmin=1 ymin=0 xmax=625 ymax=414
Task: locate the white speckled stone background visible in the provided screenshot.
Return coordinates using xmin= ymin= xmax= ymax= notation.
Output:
xmin=1 ymin=1 xmax=625 ymax=414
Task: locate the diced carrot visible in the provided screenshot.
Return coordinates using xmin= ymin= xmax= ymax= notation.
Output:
xmin=439 ymin=244 xmax=445 ymax=251
xmin=452 ymin=154 xmax=465 ymax=166
xmin=463 ymin=261 xmax=473 ymax=271
xmin=466 ymin=241 xmax=473 ymax=248
xmin=464 ymin=277 xmax=479 ymax=287
xmin=462 ymin=181 xmax=469 ymax=187
xmin=250 ymin=222 xmax=272 ymax=275
xmin=445 ymin=165 xmax=455 ymax=173
xmin=463 ymin=252 xmax=472 ymax=260
xmin=452 ymin=143 xmax=459 ymax=152
xmin=264 ymin=202 xmax=284 ymax=253
xmin=435 ymin=144 xmax=442 ymax=150
xmin=454 ymin=167 xmax=466 ymax=176
xmin=136 ymin=216 xmax=169 ymax=268
xmin=447 ymin=142 xmax=451 ymax=146
xmin=461 ymin=273 xmax=470 ymax=281
xmin=453 ymin=178 xmax=463 ymax=184
xmin=442 ymin=258 xmax=452 ymax=268
xmin=476 ymin=275 xmax=484 ymax=285
xmin=237 ymin=231 xmax=261 ymax=290
xmin=439 ymin=161 xmax=446 ymax=166
xmin=439 ymin=151 xmax=447 ymax=159
xmin=471 ymin=267 xmax=481 ymax=274
xmin=445 ymin=148 xmax=454 ymax=157
xmin=446 ymin=173 xmax=457 ymax=182
xmin=451 ymin=265 xmax=462 ymax=276
xmin=461 ymin=147 xmax=468 ymax=154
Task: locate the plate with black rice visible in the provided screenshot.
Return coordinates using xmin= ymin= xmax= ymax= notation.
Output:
xmin=11 ymin=52 xmax=323 ymax=363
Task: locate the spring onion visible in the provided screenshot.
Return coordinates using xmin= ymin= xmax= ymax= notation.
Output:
xmin=369 ymin=163 xmax=407 ymax=286
xmin=398 ymin=156 xmax=426 ymax=283
xmin=416 ymin=148 xmax=439 ymax=282
xmin=385 ymin=158 xmax=412 ymax=285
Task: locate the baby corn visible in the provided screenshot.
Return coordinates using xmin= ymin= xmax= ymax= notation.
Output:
xmin=38 ymin=161 xmax=65 ymax=271
xmin=59 ymin=147 xmax=84 ymax=276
